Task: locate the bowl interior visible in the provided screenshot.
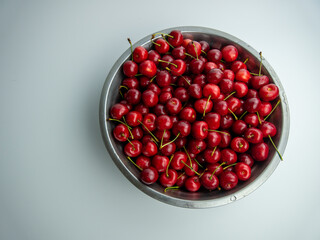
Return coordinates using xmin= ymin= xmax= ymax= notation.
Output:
xmin=100 ymin=27 xmax=289 ymax=208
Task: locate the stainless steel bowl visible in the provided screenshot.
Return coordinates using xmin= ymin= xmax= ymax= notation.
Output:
xmin=99 ymin=26 xmax=290 ymax=208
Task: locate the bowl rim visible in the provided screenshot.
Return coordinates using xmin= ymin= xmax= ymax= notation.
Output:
xmin=99 ymin=26 xmax=290 ymax=208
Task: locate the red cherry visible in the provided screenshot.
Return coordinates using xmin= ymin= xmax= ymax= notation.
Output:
xmin=110 ymin=103 xmax=129 ymax=120
xmin=140 ymin=167 xmax=158 ymax=185
xmin=235 ymin=162 xmax=251 ymax=181
xmin=125 ymin=88 xmax=141 ymax=105
xmin=183 ymin=159 xmax=199 ymax=177
xmin=147 ymin=50 xmax=161 ymax=65
xmin=219 ymin=171 xmax=238 ymax=190
xmin=134 ymin=104 xmax=149 ymax=115
xmin=122 ymin=77 xmax=139 ymax=89
xmin=219 ymin=130 xmax=231 ymax=148
xmin=230 ymin=137 xmax=249 ymax=153
xmin=174 ymin=87 xmax=189 ymax=102
xmin=188 ymin=139 xmax=207 ymax=155
xmin=186 ymin=41 xmax=202 ymax=58
xmin=171 ymin=152 xmax=188 ymax=170
xmin=221 ymin=148 xmax=237 ymax=165
xmin=235 ymin=69 xmax=251 ymax=83
xmin=129 ymin=126 xmax=143 ymax=140
xmin=169 ymin=59 xmax=187 ymax=76
xmin=207 ymin=68 xmax=224 ymax=84
xmin=259 ymin=121 xmax=277 ymax=138
xmin=153 ymin=104 xmax=168 ymax=116
xmin=188 ymin=84 xmax=203 ymax=99
xmin=133 ymin=46 xmax=148 ymax=63
xmin=185 ymin=176 xmax=201 ymax=192
xmin=258 ymin=101 xmax=272 ymax=117
xmin=223 ymin=69 xmax=235 ymax=81
xmin=238 ymin=153 xmax=254 ymax=167
xmin=232 ymin=120 xmax=247 ymax=135
xmin=152 ymin=155 xmax=169 ymax=172
xmin=159 ymin=55 xmax=174 ymax=68
xmin=179 ymin=107 xmax=197 ymax=123
xmin=244 ymin=113 xmax=259 ymax=127
xmin=220 ymin=114 xmax=234 ymax=130
xmin=159 ymin=91 xmax=172 ymax=104
xmin=159 ymin=169 xmax=178 ymax=187
xmin=214 ymin=100 xmax=228 ymax=116
xmin=203 ymin=83 xmax=221 ymax=99
xmin=123 ymin=60 xmax=138 ymax=77
xmin=141 ymin=89 xmax=159 ymax=107
xmin=244 ymin=127 xmax=263 ymax=144
xmin=166 ymin=97 xmax=182 ymax=115
xmin=142 ymin=141 xmax=158 ymax=157
xmin=124 ymin=140 xmax=142 ymax=157
xmin=244 ymin=97 xmax=261 ymax=113
xmin=234 ymin=82 xmax=248 ymax=98
xmin=207 ymin=49 xmax=222 ymax=63
xmin=200 ymin=172 xmax=219 ymax=190
xmin=219 ymin=79 xmax=234 ymax=94
xmin=203 ymin=147 xmax=221 ymax=163
xmin=189 ymin=59 xmax=205 ymax=74
xmin=251 ymin=142 xmax=269 ymax=161
xmin=172 ymin=120 xmax=191 ymax=137
xmin=172 ymin=46 xmax=186 ymax=59
xmin=139 ymin=60 xmax=157 ymax=78
xmin=231 ymin=60 xmax=247 ymax=73
xmin=204 ymin=112 xmax=221 ymax=130
xmin=167 ymin=30 xmax=183 ymax=47
xmin=147 ymin=83 xmax=161 ymax=95
xmin=221 ymin=45 xmax=238 ymax=62
xmin=250 ymin=75 xmax=270 ymax=90
xmin=194 ymin=98 xmax=213 ymax=114
xmin=154 ymin=38 xmax=170 ymax=54
xmin=259 ymin=84 xmax=279 ymax=101
xmin=207 ymin=162 xmax=224 ymax=176
xmin=207 ymin=131 xmax=222 ymax=148
xmin=160 ymin=142 xmax=176 ymax=156
xmin=193 ymin=74 xmax=206 ymax=87
xmin=113 ymin=124 xmax=129 ymax=142
xmin=175 ymin=137 xmax=187 ymax=149
xmin=176 ymin=173 xmax=187 ymax=187
xmin=154 ymin=129 xmax=171 ymax=142
xmin=199 ymin=40 xmax=210 ymax=53
xmin=141 ymin=113 xmax=156 ymax=131
xmin=191 ymin=121 xmax=209 ymax=140
xmin=125 ymin=111 xmax=142 ymax=127
xmin=136 ymin=156 xmax=151 ymax=170
xmin=156 ymin=114 xmax=173 ymax=131
xmin=226 ymin=97 xmax=241 ymax=113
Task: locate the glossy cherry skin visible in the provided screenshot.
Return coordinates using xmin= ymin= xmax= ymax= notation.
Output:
xmin=159 ymin=91 xmax=172 ymax=104
xmin=183 ymin=159 xmax=199 ymax=177
xmin=200 ymin=172 xmax=219 ymax=190
xmin=191 ymin=121 xmax=208 ymax=140
xmin=219 ymin=171 xmax=238 ymax=190
xmin=207 ymin=162 xmax=224 ymax=176
xmin=139 ymin=60 xmax=157 ymax=78
xmin=156 ymin=70 xmax=172 ymax=87
xmin=125 ymin=111 xmax=142 ymax=127
xmin=134 ymin=104 xmax=149 ymax=115
xmin=133 ymin=46 xmax=148 ymax=63
xmin=207 ymin=131 xmax=222 ymax=148
xmin=141 ymin=113 xmax=156 ymax=131
xmin=234 ymin=82 xmax=248 ymax=98
xmin=159 ymin=169 xmax=178 ymax=187
xmin=207 ymin=49 xmax=222 ymax=63
xmin=185 ymin=176 xmax=201 ymax=192
xmin=232 ymin=120 xmax=247 ymax=135
xmin=147 ymin=50 xmax=161 ymax=65
xmin=122 ymin=77 xmax=139 ymax=89
xmin=188 ymin=84 xmax=202 ymax=99
xmin=172 ymin=120 xmax=191 ymax=137
xmin=244 ymin=97 xmax=261 ymax=113
xmin=244 ymin=127 xmax=263 ymax=144
xmin=124 ymin=140 xmax=142 ymax=157
xmin=221 ymin=148 xmax=238 ymax=165
xmin=231 ymin=60 xmax=247 ymax=73
xmin=204 ymin=112 xmax=221 ymax=130
xmin=172 ymin=46 xmax=186 ymax=59
xmin=186 ymin=41 xmax=202 ymax=58
xmin=171 ymin=151 xmax=188 ymax=170
xmin=238 ymin=153 xmax=254 ymax=167
xmin=199 ymin=40 xmax=210 ymax=53
xmin=235 ymin=162 xmax=251 ymax=181
xmin=251 ymin=142 xmax=269 ymax=161
xmin=176 ymin=173 xmax=187 ymax=187
xmin=204 ymin=62 xmax=218 ymax=73
xmin=110 ymin=103 xmax=129 ymax=120
xmin=203 ymin=83 xmax=221 ymax=99
xmin=250 ymin=75 xmax=270 ymax=90
xmin=207 ymin=68 xmax=224 ymax=84
xmin=141 ymin=89 xmax=159 ymax=107
xmin=152 ymin=155 xmax=169 ymax=172
xmin=259 ymin=83 xmax=279 ymax=101
xmin=175 ymin=137 xmax=187 ymax=149
xmin=155 ymin=114 xmax=173 ymax=131
xmin=174 ymin=87 xmax=189 ymax=102
xmin=154 ymin=129 xmax=170 ymax=142
xmin=123 ymin=60 xmax=138 ymax=77
xmin=113 ymin=124 xmax=129 ymax=142
xmin=194 ymin=98 xmax=213 ymax=114
xmin=219 ymin=131 xmax=231 ymax=148
xmin=140 ymin=167 xmax=158 ymax=185
xmin=220 ymin=115 xmax=234 ymax=130
xmin=231 ymin=137 xmax=249 ymax=153
xmin=154 ymin=38 xmax=170 ymax=54
xmin=136 ymin=156 xmax=151 ymax=170
xmin=235 ymin=69 xmax=251 ymax=83
xmin=221 ymin=45 xmax=238 ymax=62
xmin=192 ymin=74 xmax=206 ymax=87
xmin=166 ymin=97 xmax=182 ymax=115
xmin=188 ymin=139 xmax=207 ymax=155
xmin=160 ymin=142 xmax=176 ymax=156
xmin=177 ymin=75 xmax=192 ymax=87
xmin=168 ymin=30 xmax=184 ymax=47
xmin=214 ymin=100 xmax=229 ymax=116
xmin=258 ymin=101 xmax=272 ymax=117
xmin=179 ymin=107 xmax=197 ymax=123
xmin=244 ymin=113 xmax=259 ymax=127
xmin=259 ymin=121 xmax=277 ymax=138
xmin=142 ymin=141 xmax=158 ymax=157
xmin=226 ymin=97 xmax=241 ymax=113
xmin=203 ymin=147 xmax=221 ymax=163
xmin=159 ymin=54 xmax=174 ymax=68
xmin=219 ymin=79 xmax=234 ymax=94
xmin=152 ymin=104 xmax=168 ymax=116
xmin=170 ymin=59 xmax=187 ymax=76
xmin=125 ymin=88 xmax=141 ymax=105
xmin=223 ymin=69 xmax=235 ymax=81
xmin=129 ymin=126 xmax=143 ymax=140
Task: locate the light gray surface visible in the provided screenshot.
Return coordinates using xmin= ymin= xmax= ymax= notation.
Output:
xmin=1 ymin=0 xmax=319 ymax=239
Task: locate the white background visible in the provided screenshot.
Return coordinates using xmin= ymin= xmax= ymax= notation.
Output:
xmin=1 ymin=0 xmax=320 ymax=239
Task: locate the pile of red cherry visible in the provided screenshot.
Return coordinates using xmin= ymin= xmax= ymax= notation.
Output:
xmin=109 ymin=30 xmax=282 ymax=192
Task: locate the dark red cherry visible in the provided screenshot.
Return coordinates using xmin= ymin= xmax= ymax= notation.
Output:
xmin=189 ymin=59 xmax=205 ymax=74
xmin=250 ymin=75 xmax=270 ymax=90
xmin=203 ymin=83 xmax=221 ymax=99
xmin=207 ymin=68 xmax=223 ymax=84
xmin=125 ymin=111 xmax=142 ymax=127
xmin=259 ymin=121 xmax=277 ymax=138
xmin=159 ymin=54 xmax=174 ymax=68
xmin=199 ymin=40 xmax=210 ymax=53
xmin=188 ymin=84 xmax=203 ymax=99
xmin=154 ymin=38 xmax=170 ymax=54
xmin=259 ymin=84 xmax=279 ymax=101
xmin=140 ymin=167 xmax=158 ymax=185
xmin=142 ymin=89 xmax=159 ymax=107
xmin=223 ymin=69 xmax=235 ymax=81
xmin=159 ymin=169 xmax=178 ymax=187
xmin=203 ymin=147 xmax=221 ymax=163
xmin=156 ymin=114 xmax=173 ymax=131
xmin=152 ymin=104 xmax=168 ymax=116
xmin=134 ymin=104 xmax=149 ymax=115
xmin=232 ymin=120 xmax=247 ymax=135
xmin=238 ymin=153 xmax=254 ymax=167
xmin=204 ymin=112 xmax=221 ymax=130
xmin=251 ymin=142 xmax=269 ymax=161
xmin=125 ymin=88 xmax=141 ymax=105
xmin=235 ymin=69 xmax=251 ymax=83
xmin=221 ymin=45 xmax=238 ymax=62
xmin=220 ymin=114 xmax=234 ymax=130
xmin=156 ymin=70 xmax=172 ymax=87
xmin=214 ymin=100 xmax=228 ymax=116
xmin=129 ymin=126 xmax=143 ymax=140
xmin=186 ymin=41 xmax=202 ymax=58
xmin=185 ymin=176 xmax=201 ymax=192
xmin=160 ymin=142 xmax=176 ymax=156
xmin=207 ymin=49 xmax=222 ymax=63
xmin=230 ymin=137 xmax=249 ymax=153
xmin=123 ymin=60 xmax=138 ymax=77
xmin=184 ymin=160 xmax=199 ymax=177
xmin=110 ymin=103 xmax=129 ymax=120
xmin=171 ymin=151 xmax=188 ymax=170
xmin=113 ymin=124 xmax=129 ymax=142
xmin=172 ymin=46 xmax=186 ymax=59
xmin=188 ymin=139 xmax=207 ymax=155
xmin=172 ymin=120 xmax=191 ymax=137
xmin=159 ymin=91 xmax=172 ymax=104
xmin=139 ymin=60 xmax=157 ymax=78
xmin=147 ymin=50 xmax=161 ymax=65
xmin=191 ymin=121 xmax=208 ymax=140
xmin=244 ymin=97 xmax=261 ymax=113
xmin=169 ymin=59 xmax=187 ymax=76
xmin=258 ymin=101 xmax=272 ymax=117
xmin=234 ymin=82 xmax=248 ymax=98
xmin=244 ymin=113 xmax=259 ymax=127
xmin=166 ymin=97 xmax=182 ymax=115
xmin=174 ymin=87 xmax=189 ymax=102
xmin=133 ymin=46 xmax=148 ymax=63
xmin=124 ymin=140 xmax=142 ymax=157
xmin=142 ymin=141 xmax=158 ymax=157
xmin=221 ymin=148 xmax=237 ymax=165
xmin=219 ymin=171 xmax=238 ymax=190
xmin=244 ymin=127 xmax=263 ymax=144
xmin=235 ymin=162 xmax=251 ymax=181
xmin=219 ymin=79 xmax=234 ymax=94
xmin=136 ymin=156 xmax=151 ymax=170
xmin=231 ymin=60 xmax=247 ymax=73
xmin=167 ymin=30 xmax=184 ymax=47
xmin=179 ymin=107 xmax=197 ymax=123
xmin=152 ymin=155 xmax=169 ymax=173
xmin=194 ymin=98 xmax=213 ymax=114
xmin=200 ymin=172 xmax=219 ymax=190
xmin=219 ymin=131 xmax=231 ymax=148
xmin=122 ymin=77 xmax=139 ymax=89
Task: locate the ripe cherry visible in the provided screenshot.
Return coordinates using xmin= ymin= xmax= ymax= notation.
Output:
xmin=221 ymin=148 xmax=238 ymax=165
xmin=125 ymin=88 xmax=141 ymax=105
xmin=152 ymin=155 xmax=169 ymax=172
xmin=221 ymin=45 xmax=238 ymax=62
xmin=231 ymin=137 xmax=249 ymax=153
xmin=219 ymin=171 xmax=238 ymax=190
xmin=200 ymin=172 xmax=219 ymax=190
xmin=203 ymin=147 xmax=221 ymax=163
xmin=172 ymin=46 xmax=186 ymax=59
xmin=140 ymin=167 xmax=159 ymax=185
xmin=232 ymin=120 xmax=247 ymax=135
xmin=214 ymin=100 xmax=228 ymax=116
xmin=238 ymin=153 xmax=254 ymax=167
xmin=169 ymin=59 xmax=187 ymax=76
xmin=124 ymin=140 xmax=142 ymax=157
xmin=142 ymin=89 xmax=159 ymax=107
xmin=244 ymin=127 xmax=263 ymax=144
xmin=203 ymin=83 xmax=221 ymax=99
xmin=179 ymin=107 xmax=197 ymax=123
xmin=234 ymin=162 xmax=251 ymax=181
xmin=259 ymin=83 xmax=279 ymax=101
xmin=113 ymin=124 xmax=129 ymax=142
xmin=159 ymin=169 xmax=178 ymax=187
xmin=207 ymin=68 xmax=223 ymax=84
xmin=235 ymin=69 xmax=251 ymax=83
xmin=147 ymin=50 xmax=161 ymax=65
xmin=142 ymin=141 xmax=158 ymax=157
xmin=167 ymin=30 xmax=183 ymax=47
xmin=259 ymin=121 xmax=277 ymax=138
xmin=174 ymin=87 xmax=189 ymax=102
xmin=191 ymin=121 xmax=209 ymax=140
xmin=244 ymin=97 xmax=261 ymax=113
xmin=204 ymin=112 xmax=221 ymax=130
xmin=125 ymin=111 xmax=142 ymax=127
xmin=139 ymin=60 xmax=157 ymax=78
xmin=136 ymin=156 xmax=151 ymax=170
xmin=250 ymin=75 xmax=270 ymax=90
xmin=133 ymin=46 xmax=148 ymax=63
xmin=110 ymin=103 xmax=129 ymax=120
xmin=156 ymin=114 xmax=173 ymax=131
xmin=123 ymin=60 xmax=138 ymax=77
xmin=154 ymin=38 xmax=170 ymax=54
xmin=171 ymin=152 xmax=188 ymax=170
xmin=251 ymin=142 xmax=269 ymax=161
xmin=185 ymin=176 xmax=201 ymax=192
xmin=166 ymin=97 xmax=182 ymax=115
xmin=188 ymin=84 xmax=203 ymax=99
xmin=207 ymin=49 xmax=222 ymax=63
xmin=186 ymin=41 xmax=202 ymax=58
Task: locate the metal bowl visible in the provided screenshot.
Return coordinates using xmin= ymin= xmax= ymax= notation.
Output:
xmin=99 ymin=26 xmax=290 ymax=208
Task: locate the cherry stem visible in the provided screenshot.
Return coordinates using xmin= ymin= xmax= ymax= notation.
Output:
xmin=149 ymin=75 xmax=157 ymax=83
xmin=228 ymin=108 xmax=238 ymax=120
xmin=201 ymin=50 xmax=207 ymax=55
xmin=223 ymin=162 xmax=238 ymax=170
xmin=256 ymin=111 xmax=262 ymax=125
xmin=166 ymin=154 xmax=175 ymax=177
xmin=205 ymin=129 xmax=230 ymax=135
xmin=137 ymin=120 xmax=159 ymax=142
xmin=210 ymin=162 xmax=226 ymax=180
xmin=127 ymin=156 xmax=142 ymax=171
xmin=126 ymin=137 xmax=135 ymax=148
xmin=161 ymin=34 xmax=174 ymax=48
xmin=119 ymin=85 xmax=128 ymax=91
xmin=151 ymin=37 xmax=161 ymax=46
xmin=119 ymin=90 xmax=123 ymax=98
xmin=153 ymin=32 xmax=174 ymax=38
xmin=127 ymin=38 xmax=133 ymax=61
xmin=211 ymin=146 xmax=217 ymax=157
xmin=199 ymin=169 xmax=206 ymax=178
xmin=224 ymin=91 xmax=236 ymax=101
xmin=268 ymin=135 xmax=283 ymax=161
xmin=259 ymin=52 xmax=263 ymax=76
xmin=243 ymin=58 xmax=249 ymax=64
xmin=184 ymin=52 xmax=196 ymax=59
xmin=107 ymin=118 xmax=132 ymax=130
xmin=160 ymin=132 xmax=180 ymax=149
xmin=177 ymin=172 xmax=185 ymax=179
xmin=239 ymin=111 xmax=248 ymax=120
xmin=179 ymin=75 xmax=191 ymax=85
xmin=134 ymin=73 xmax=143 ymax=77
xmin=181 ymin=161 xmax=200 ymax=176
xmin=193 ymin=158 xmax=204 ymax=169
xmin=249 ymin=72 xmax=260 ymax=76
xmin=158 ymin=59 xmax=177 ymax=68
xmin=164 ymin=186 xmax=179 ymax=192
xmin=183 ymin=146 xmax=192 ymax=166
xmin=203 ymin=95 xmax=212 ymax=118
xmin=192 ymin=41 xmax=198 ymax=60
xmin=264 ymin=99 xmax=281 ymax=121
xmin=160 ymin=129 xmax=166 ymax=148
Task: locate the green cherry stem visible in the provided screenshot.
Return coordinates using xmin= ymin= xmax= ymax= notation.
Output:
xmin=210 ymin=162 xmax=225 ymax=180
xmin=192 ymin=41 xmax=198 ymax=60
xmin=243 ymin=58 xmax=249 ymax=64
xmin=166 ymin=154 xmax=175 ymax=177
xmin=264 ymin=99 xmax=281 ymax=121
xmin=193 ymin=158 xmax=204 ymax=169
xmin=151 ymin=35 xmax=161 ymax=46
xmin=268 ymin=135 xmax=283 ymax=161
xmin=127 ymin=156 xmax=142 ymax=171
xmin=201 ymin=50 xmax=207 ymax=55
xmin=149 ymin=75 xmax=157 ymax=83
xmin=137 ymin=120 xmax=159 ymax=142
xmin=203 ymin=95 xmax=212 ymax=118
xmin=256 ymin=111 xmax=262 ymax=125
xmin=183 ymin=146 xmax=192 ymax=166
xmin=205 ymin=129 xmax=230 ymax=135
xmin=107 ymin=118 xmax=132 ymax=129
xmin=184 ymin=52 xmax=196 ymax=59
xmin=160 ymin=133 xmax=181 ymax=149
xmin=158 ymin=59 xmax=178 ymax=68
xmin=127 ymin=38 xmax=133 ymax=61
xmin=164 ymin=186 xmax=179 ymax=192
xmin=249 ymin=72 xmax=260 ymax=76
xmin=161 ymin=34 xmax=174 ymax=48
xmin=239 ymin=111 xmax=248 ymax=120
xmin=228 ymin=108 xmax=238 ymax=120
xmin=224 ymin=91 xmax=236 ymax=101
xmin=258 ymin=52 xmax=263 ymax=76
xmin=179 ymin=75 xmax=191 ymax=86
xmin=181 ymin=161 xmax=200 ymax=176
xmin=211 ymin=146 xmax=217 ymax=157
xmin=153 ymin=32 xmax=174 ymax=38
xmin=223 ymin=162 xmax=238 ymax=170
